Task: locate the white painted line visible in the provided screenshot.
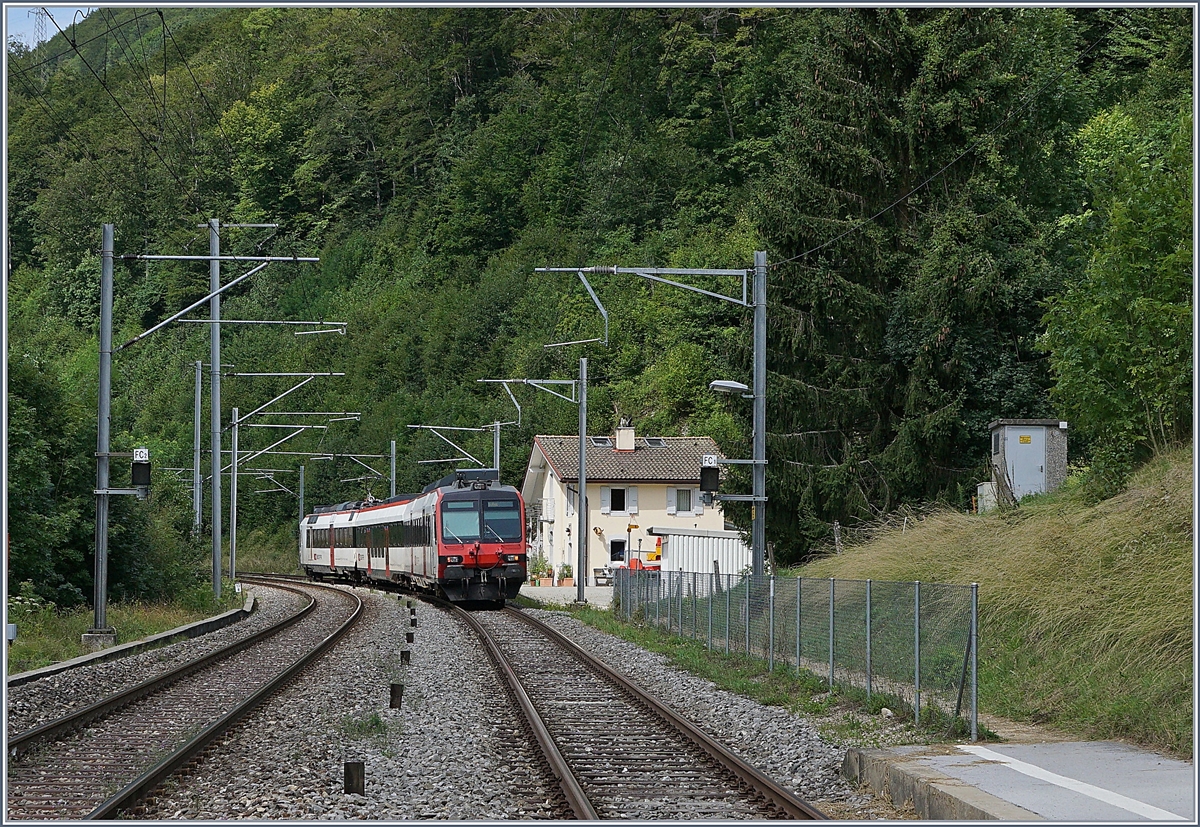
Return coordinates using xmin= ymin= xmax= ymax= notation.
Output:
xmin=958 ymin=745 xmax=1188 ymax=821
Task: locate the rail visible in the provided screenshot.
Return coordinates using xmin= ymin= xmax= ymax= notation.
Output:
xmin=437 ymin=595 xmax=826 ymax=819
xmin=8 ymin=582 xmax=316 ymax=760
xmin=506 ymin=607 xmax=828 ymax=820
xmin=87 ymin=579 xmax=362 ymax=818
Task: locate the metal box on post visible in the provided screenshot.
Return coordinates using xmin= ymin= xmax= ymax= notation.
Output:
xmin=988 ymin=419 xmax=1068 ymax=504
xmin=131 ymin=447 xmax=151 ymax=487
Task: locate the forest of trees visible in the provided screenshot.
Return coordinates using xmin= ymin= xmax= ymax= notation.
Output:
xmin=5 ymin=7 xmax=1192 ymax=606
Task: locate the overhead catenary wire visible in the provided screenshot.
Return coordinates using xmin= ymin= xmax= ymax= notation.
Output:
xmin=14 ymin=8 xmax=161 ymax=76
xmin=159 ymin=10 xmax=240 ymax=164
xmin=6 ymin=62 xmax=133 ymax=236
xmin=43 ymin=11 xmax=203 ymax=217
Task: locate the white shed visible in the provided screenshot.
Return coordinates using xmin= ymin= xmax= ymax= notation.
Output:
xmin=646 ymin=526 xmax=751 ymax=576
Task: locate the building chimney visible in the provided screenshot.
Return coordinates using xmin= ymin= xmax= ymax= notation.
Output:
xmin=615 ymin=425 xmax=635 ymax=452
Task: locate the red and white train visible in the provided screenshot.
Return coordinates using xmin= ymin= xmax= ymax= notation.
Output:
xmin=300 ymin=471 xmax=526 ymax=603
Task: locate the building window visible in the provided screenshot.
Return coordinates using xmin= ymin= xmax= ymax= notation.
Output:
xmin=676 ymin=487 xmax=692 ymax=513
xmin=600 ymin=486 xmax=637 ymax=515
xmin=609 ymin=539 xmax=626 ymax=562
xmin=667 ymin=487 xmax=703 ymax=516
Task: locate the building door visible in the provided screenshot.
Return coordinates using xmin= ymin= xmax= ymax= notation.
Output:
xmin=1006 ymin=426 xmax=1045 ymax=499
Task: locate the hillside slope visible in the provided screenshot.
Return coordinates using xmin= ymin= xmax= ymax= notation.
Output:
xmin=796 ymin=445 xmax=1194 ymax=757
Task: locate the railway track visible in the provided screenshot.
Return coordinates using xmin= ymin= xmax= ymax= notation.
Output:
xmin=5 ymin=579 xmax=361 ymax=820
xmin=445 ymin=601 xmax=828 ymax=820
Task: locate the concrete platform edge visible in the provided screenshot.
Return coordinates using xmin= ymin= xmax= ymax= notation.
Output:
xmin=843 ymin=747 xmax=1043 ymax=821
xmin=7 ymin=591 xmax=257 ymax=687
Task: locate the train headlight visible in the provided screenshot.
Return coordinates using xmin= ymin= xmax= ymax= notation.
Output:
xmin=446 ymin=555 xmax=463 ymax=564
xmin=504 ymin=554 xmax=520 ymax=562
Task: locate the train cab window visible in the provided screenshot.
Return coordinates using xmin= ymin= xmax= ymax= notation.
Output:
xmin=482 ymin=499 xmax=522 ymax=542
xmin=441 ymin=500 xmax=480 ymax=544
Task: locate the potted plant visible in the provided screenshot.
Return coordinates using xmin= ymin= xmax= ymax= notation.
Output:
xmin=528 ymin=552 xmax=550 ymax=586
xmin=557 ymin=563 xmax=574 ymax=588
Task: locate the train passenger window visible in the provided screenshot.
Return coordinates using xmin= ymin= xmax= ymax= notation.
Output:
xmin=482 ymin=499 xmax=522 ymax=542
xmin=441 ymin=500 xmax=480 ymax=543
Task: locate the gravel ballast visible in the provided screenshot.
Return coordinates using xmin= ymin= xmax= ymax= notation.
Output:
xmin=10 ymin=585 xmax=911 ymax=819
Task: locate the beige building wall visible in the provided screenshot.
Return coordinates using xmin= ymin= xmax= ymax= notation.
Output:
xmin=533 ymin=471 xmax=724 ymax=585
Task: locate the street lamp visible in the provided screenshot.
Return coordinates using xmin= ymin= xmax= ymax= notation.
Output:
xmin=709 ymin=380 xmax=751 ymax=397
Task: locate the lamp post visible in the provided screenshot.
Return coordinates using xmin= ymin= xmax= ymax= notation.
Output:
xmin=708 ymin=375 xmax=766 ymax=577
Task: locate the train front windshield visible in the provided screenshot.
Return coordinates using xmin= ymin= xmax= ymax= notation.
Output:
xmin=440 ymin=497 xmax=522 ymax=544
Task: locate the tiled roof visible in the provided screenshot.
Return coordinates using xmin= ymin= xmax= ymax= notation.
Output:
xmin=533 ymin=435 xmax=723 ymax=483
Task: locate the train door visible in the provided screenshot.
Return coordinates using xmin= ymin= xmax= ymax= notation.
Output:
xmin=383 ymin=523 xmax=392 ymax=579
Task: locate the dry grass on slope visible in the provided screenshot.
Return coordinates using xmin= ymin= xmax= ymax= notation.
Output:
xmin=797 ymin=444 xmax=1194 ymax=757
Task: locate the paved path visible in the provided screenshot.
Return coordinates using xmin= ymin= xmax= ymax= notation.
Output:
xmin=519 ymin=585 xmax=614 ymax=608
xmin=851 ymin=740 xmax=1195 ymax=821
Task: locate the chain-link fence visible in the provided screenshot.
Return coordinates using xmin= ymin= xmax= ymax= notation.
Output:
xmin=613 ymin=569 xmax=978 ymax=738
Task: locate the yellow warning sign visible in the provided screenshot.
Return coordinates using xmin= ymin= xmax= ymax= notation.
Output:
xmin=1019 ymin=434 xmax=1031 ymax=444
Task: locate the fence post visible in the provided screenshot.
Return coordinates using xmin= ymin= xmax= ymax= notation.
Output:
xmin=914 ymin=580 xmax=922 ymax=725
xmin=795 ymin=577 xmax=802 ymax=674
xmin=666 ymin=572 xmax=672 ymax=633
xmin=708 ymin=572 xmax=713 ymax=651
xmin=866 ymin=579 xmax=872 ymax=700
xmin=971 ymin=582 xmax=978 ymax=741
xmin=828 ymin=578 xmax=835 ymax=689
xmin=725 ymin=575 xmax=731 ymax=654
xmin=692 ymin=571 xmax=698 ymax=640
xmin=679 ymin=572 xmax=685 ymax=635
xmin=768 ymin=575 xmax=776 ymax=671
xmin=658 ymin=573 xmax=662 ymax=629
xmin=745 ymin=575 xmax=751 ymax=654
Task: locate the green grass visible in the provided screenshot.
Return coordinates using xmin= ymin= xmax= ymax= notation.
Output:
xmin=342 ymin=711 xmax=390 ymax=740
xmin=234 ymin=525 xmax=305 ymax=576
xmin=6 ymin=582 xmax=245 ymax=674
xmin=795 ymin=443 xmax=1194 ymax=758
